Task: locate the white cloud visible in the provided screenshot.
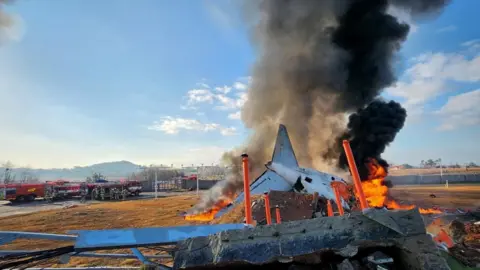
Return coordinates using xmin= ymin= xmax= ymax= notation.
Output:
xmin=406 ymin=52 xmax=480 ymax=82
xmin=386 ymin=41 xmax=480 ymax=129
xmin=462 ymin=39 xmax=480 ymax=54
xmin=183 ymin=88 xmax=216 ymax=110
xmin=183 ymin=78 xmax=250 ymax=112
xmin=387 ymin=78 xmax=446 ymax=106
xmin=215 ymin=92 xmax=248 ymax=110
xmin=196 ymin=82 xmax=210 ymax=89
xmin=220 ymin=127 xmax=237 ymax=136
xmin=228 ymin=111 xmax=241 ymax=120
xmin=435 ymin=89 xmax=480 ymax=131
xmin=148 ymin=117 xmax=236 ymax=136
xmin=215 ymin=85 xmax=232 ymax=94
xmin=233 ymin=81 xmax=247 ymax=90
xmin=436 ymin=25 xmax=457 ymax=33
xmin=387 ymin=48 xmax=480 ymax=110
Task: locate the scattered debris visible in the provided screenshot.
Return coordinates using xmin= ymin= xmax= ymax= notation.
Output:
xmin=449 ymin=244 xmax=480 ymax=268
xmin=62 ymin=203 xmax=78 ymax=209
xmin=367 ymin=251 xmax=394 ymax=265
xmin=337 ymin=259 xmax=355 ymax=270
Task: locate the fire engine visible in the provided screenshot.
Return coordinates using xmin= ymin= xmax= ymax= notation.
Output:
xmin=1 ymin=180 xmax=142 ymax=203
xmin=118 ymin=179 xmax=142 ymax=196
xmin=0 ymin=183 xmax=46 ymax=202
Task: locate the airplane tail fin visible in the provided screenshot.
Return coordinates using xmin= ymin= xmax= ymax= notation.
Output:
xmin=271 ymin=124 xmax=299 ymax=169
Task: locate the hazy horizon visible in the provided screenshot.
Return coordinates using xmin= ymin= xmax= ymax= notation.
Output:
xmin=1 ymin=1 xmax=479 ymax=169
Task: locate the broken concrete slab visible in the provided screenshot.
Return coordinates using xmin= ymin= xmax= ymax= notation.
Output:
xmin=173 ymin=208 xmax=449 ymax=270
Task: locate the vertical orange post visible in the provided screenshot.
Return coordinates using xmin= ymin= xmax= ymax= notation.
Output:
xmin=342 ymin=140 xmax=369 ymax=210
xmin=331 ymin=183 xmax=345 ymax=216
xmin=263 ymin=192 xmax=272 ymax=225
xmin=242 ymin=153 xmax=253 ymax=225
xmin=275 ymin=206 xmax=282 ymax=224
xmin=327 ymin=200 xmax=334 ymax=217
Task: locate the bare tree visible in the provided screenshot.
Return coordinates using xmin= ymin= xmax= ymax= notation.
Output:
xmin=2 ymin=161 xmax=16 ymax=184
xmin=86 ymin=172 xmax=107 ymax=183
xmin=138 ymin=165 xmax=182 ymax=182
xmin=19 ymin=167 xmax=39 ymax=183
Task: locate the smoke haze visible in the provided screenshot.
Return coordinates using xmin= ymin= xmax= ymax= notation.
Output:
xmin=0 ymin=0 xmax=18 ymax=45
xmin=189 ymin=0 xmax=451 ymax=214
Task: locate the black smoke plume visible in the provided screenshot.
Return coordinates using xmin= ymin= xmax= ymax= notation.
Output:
xmin=336 ymin=100 xmax=407 ymax=180
xmin=188 ymin=0 xmax=451 ymax=215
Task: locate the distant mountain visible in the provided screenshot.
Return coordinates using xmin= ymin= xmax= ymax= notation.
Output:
xmin=0 ymin=161 xmax=142 ymax=181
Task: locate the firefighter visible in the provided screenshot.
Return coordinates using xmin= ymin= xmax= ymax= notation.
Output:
xmin=80 ymin=183 xmax=87 ymax=203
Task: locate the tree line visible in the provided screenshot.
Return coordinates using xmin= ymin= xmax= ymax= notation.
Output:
xmin=419 ymin=159 xmax=478 ymax=168
xmin=2 ymin=161 xmax=40 ymax=184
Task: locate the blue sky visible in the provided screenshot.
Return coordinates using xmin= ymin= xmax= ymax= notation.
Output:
xmin=0 ymin=0 xmax=478 ymax=168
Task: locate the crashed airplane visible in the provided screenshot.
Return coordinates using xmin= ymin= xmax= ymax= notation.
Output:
xmin=215 ymin=124 xmax=350 ymax=218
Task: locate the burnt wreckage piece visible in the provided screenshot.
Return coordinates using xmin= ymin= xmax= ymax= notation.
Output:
xmin=173 ymin=208 xmax=449 ymax=270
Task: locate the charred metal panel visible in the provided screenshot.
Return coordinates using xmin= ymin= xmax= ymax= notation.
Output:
xmin=251 ymin=191 xmax=318 ymax=224
xmin=72 ymin=224 xmax=249 ymax=251
xmin=215 ymin=170 xmax=292 ymax=219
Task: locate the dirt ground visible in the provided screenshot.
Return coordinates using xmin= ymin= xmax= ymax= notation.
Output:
xmin=390 ymin=184 xmax=480 ymax=210
xmin=1 ymin=184 xmax=479 ymax=267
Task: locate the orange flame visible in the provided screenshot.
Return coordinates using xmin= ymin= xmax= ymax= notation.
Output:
xmin=361 ymin=158 xmax=442 ymax=214
xmin=184 ymin=199 xmax=232 ymax=221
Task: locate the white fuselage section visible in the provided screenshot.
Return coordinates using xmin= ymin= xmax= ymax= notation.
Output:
xmin=266 ymin=162 xmax=350 ymax=209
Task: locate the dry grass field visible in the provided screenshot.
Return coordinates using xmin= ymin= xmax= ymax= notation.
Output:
xmin=0 ymin=196 xmax=206 ymax=267
xmin=390 ymin=184 xmax=480 ymax=209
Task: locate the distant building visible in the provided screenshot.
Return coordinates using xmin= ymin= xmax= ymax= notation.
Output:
xmin=390 ymin=165 xmax=405 ymax=170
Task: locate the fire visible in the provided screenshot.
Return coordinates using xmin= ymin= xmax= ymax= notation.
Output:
xmin=184 ymin=199 xmax=232 ymax=221
xmin=361 ymin=158 xmax=442 ymax=214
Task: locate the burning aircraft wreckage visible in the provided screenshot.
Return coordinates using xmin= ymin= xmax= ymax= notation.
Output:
xmin=2 ymin=124 xmax=479 ymax=269
xmin=2 ymin=0 xmax=480 ymax=269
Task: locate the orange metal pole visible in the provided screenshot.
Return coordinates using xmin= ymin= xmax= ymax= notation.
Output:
xmin=275 ymin=206 xmax=281 ymax=224
xmin=331 ymin=183 xmax=345 ymax=216
xmin=242 ymin=153 xmax=253 ymax=225
xmin=342 ymin=140 xmax=369 ymax=210
xmin=263 ymin=192 xmax=272 ymax=225
xmin=327 ymin=200 xmax=333 ymax=217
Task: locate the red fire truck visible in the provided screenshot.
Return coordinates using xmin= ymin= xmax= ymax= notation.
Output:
xmin=1 ymin=180 xmax=143 ymax=203
xmin=0 ymin=183 xmax=46 ymax=202
xmin=45 ymin=180 xmax=84 ymax=200
xmin=121 ymin=180 xmax=143 ymax=196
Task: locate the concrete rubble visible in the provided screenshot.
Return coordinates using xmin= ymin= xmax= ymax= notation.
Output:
xmin=448 ymin=218 xmax=480 ymax=267
xmin=173 ymin=208 xmax=449 ymax=269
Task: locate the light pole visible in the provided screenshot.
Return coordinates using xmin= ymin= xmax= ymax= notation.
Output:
xmin=197 ymin=164 xmax=203 ymax=196
xmin=438 ymin=158 xmax=446 ymax=188
xmin=154 ymin=169 xmax=158 ymax=199
xmin=2 ymin=168 xmax=9 ymax=200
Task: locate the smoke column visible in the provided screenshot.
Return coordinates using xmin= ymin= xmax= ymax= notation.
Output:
xmin=0 ymin=0 xmax=17 ymax=45
xmin=188 ymin=0 xmax=450 ymax=215
xmin=336 ymin=100 xmax=407 ymax=180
